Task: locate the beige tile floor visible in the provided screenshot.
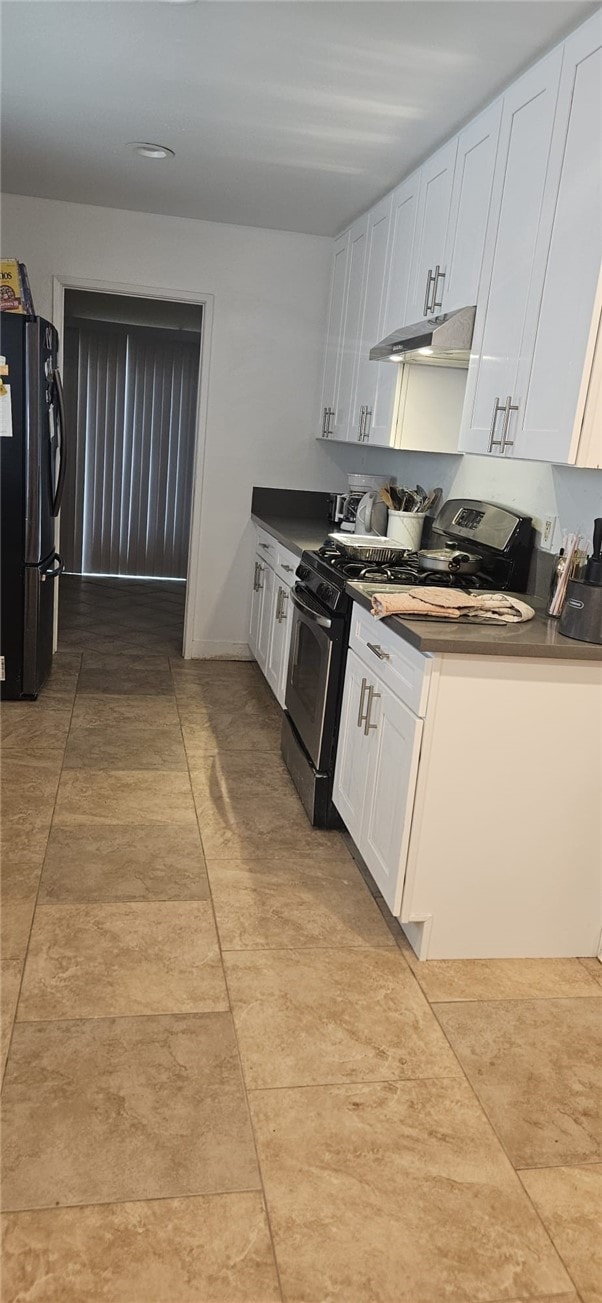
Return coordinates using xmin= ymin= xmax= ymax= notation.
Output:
xmin=1 ymin=648 xmax=601 ymax=1302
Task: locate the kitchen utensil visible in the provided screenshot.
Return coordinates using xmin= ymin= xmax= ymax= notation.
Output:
xmin=386 ymin=511 xmax=426 ymax=550
xmin=328 ymin=533 xmax=411 ymax=564
xmin=422 ymin=487 xmax=443 ymax=515
xmin=418 ymin=545 xmax=482 ymax=575
xmin=379 ymin=486 xmax=395 ymax=511
xmin=585 ymin=517 xmax=602 ymax=585
xmin=355 ymin=491 xmax=388 ymax=536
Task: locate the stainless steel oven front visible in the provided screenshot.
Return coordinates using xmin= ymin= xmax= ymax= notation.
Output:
xmin=285 ymin=584 xmax=346 ymax=773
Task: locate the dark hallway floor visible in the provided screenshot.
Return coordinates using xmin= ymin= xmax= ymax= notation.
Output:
xmin=58 ymin=575 xmax=187 ymax=657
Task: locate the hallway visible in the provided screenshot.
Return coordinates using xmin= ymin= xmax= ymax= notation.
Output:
xmin=1 ymin=654 xmax=600 ymax=1302
xmin=59 ymin=574 xmax=186 ymax=656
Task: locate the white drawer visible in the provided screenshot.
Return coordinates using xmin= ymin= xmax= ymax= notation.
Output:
xmin=275 ymin=541 xmax=298 ymax=586
xmin=349 ymin=602 xmax=431 ymax=717
xmin=255 ymin=526 xmax=278 ymax=563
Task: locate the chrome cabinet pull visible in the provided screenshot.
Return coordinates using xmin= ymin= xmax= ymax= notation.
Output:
xmin=280 ymin=590 xmax=288 ymax=621
xmin=256 ymin=563 xmax=264 ymax=591
xmin=259 ymin=542 xmax=271 ymax=551
xmin=363 ymin=408 xmax=372 ymax=442
xmin=281 ymin=564 xmax=294 ymax=573
xmin=423 ymin=269 xmax=434 ymax=317
xmin=488 ymin=396 xmax=506 ymax=452
xmin=321 ymin=406 xmax=329 ymax=437
xmin=275 ymin=588 xmax=283 ymax=623
xmin=327 ymin=406 xmax=335 ymax=436
xmin=357 ymin=676 xmax=370 ymax=728
xmin=364 ymin=685 xmax=381 ymax=735
xmin=432 ymin=264 xmax=445 ymax=311
xmin=367 ymin=642 xmax=389 ymax=661
xmin=253 ymin=562 xmax=260 ymax=592
xmin=358 ymin=405 xmax=366 ymax=441
xmin=501 ymin=395 xmax=519 ymax=454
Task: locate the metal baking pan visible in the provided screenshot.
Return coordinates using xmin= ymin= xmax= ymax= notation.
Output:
xmin=328 ymin=533 xmax=411 ymax=564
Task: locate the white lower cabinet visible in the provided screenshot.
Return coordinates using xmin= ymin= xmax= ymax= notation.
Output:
xmin=249 ymin=535 xmax=296 ymax=709
xmin=333 ymin=644 xmax=424 ymax=915
xmin=334 ymin=603 xmax=602 ymax=960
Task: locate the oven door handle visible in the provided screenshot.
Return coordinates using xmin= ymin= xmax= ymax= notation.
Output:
xmin=290 ymin=589 xmax=332 ymax=630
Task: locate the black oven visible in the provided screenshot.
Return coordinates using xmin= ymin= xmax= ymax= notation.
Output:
xmin=282 ymin=576 xmax=349 ymax=828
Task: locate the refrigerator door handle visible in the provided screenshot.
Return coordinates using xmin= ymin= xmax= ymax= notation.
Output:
xmin=39 ymin=551 xmax=65 ymax=581
xmin=51 ymin=368 xmax=67 ymax=517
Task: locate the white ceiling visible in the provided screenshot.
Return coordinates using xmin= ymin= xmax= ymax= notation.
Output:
xmin=1 ymin=1 xmax=597 ymax=236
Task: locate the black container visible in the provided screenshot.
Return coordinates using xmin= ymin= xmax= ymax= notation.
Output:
xmin=559 ymin=579 xmax=602 ymax=645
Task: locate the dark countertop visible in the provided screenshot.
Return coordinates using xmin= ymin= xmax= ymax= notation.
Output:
xmin=251 ymin=512 xmax=330 ymax=559
xmin=347 ymin=582 xmax=602 ymax=661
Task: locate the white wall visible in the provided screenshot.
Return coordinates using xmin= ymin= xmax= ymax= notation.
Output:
xmin=1 ymin=192 xmax=340 ymax=655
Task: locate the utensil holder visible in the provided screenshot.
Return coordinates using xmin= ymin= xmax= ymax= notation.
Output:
xmin=386 ymin=511 xmax=425 ymax=550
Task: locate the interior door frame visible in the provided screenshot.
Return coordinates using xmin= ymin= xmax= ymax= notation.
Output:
xmin=52 ymin=274 xmax=214 ymax=659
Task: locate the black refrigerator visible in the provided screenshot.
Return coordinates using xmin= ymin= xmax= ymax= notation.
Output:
xmin=1 ymin=314 xmax=66 ymax=699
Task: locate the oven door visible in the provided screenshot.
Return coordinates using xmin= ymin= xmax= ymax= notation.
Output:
xmin=285 ymin=584 xmax=345 ymax=772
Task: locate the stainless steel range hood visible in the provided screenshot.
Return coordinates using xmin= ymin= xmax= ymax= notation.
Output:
xmin=369 ymin=305 xmax=476 ymax=368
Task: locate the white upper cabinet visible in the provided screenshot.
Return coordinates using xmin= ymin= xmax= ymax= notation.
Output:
xmin=459 ymin=47 xmax=564 ymax=455
xmin=350 ymin=195 xmax=394 ymax=445
xmin=406 ymin=139 xmax=458 ymax=324
xmin=443 ymin=100 xmax=502 ymax=313
xmin=332 ymin=215 xmax=368 ymax=440
xmin=318 ymin=231 xmax=350 ymax=438
xmin=513 ymin=15 xmax=602 ymax=463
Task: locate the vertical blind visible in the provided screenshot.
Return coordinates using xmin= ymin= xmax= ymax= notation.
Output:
xmin=61 ymin=320 xmax=200 ymax=578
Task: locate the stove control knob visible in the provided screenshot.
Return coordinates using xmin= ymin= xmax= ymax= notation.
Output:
xmin=318 ymin=582 xmax=334 ymax=605
xmin=297 ymin=564 xmax=309 ymax=582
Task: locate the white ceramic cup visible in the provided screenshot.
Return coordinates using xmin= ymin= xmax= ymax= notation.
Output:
xmin=386 ymin=511 xmax=426 ymax=550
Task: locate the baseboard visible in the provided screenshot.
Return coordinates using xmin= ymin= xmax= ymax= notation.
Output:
xmin=187 ymin=640 xmax=254 ymax=661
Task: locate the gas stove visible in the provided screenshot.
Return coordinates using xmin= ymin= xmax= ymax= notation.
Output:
xmin=312 ymin=543 xmax=495 ymax=592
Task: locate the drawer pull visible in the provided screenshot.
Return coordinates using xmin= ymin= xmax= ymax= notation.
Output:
xmin=367 ymin=642 xmax=390 ymax=661
xmin=364 ymin=685 xmax=381 ymax=735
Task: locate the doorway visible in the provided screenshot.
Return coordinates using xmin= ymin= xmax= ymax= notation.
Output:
xmin=57 ymin=289 xmax=203 ymax=657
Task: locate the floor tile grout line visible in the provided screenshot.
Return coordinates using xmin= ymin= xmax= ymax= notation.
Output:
xmin=171 ymin=657 xmax=285 ymax=1303
xmin=1 ymin=1183 xmax=265 ymax=1218
xmin=427 ymin=1002 xmax=584 ymax=1292
xmin=2 ymin=654 xmax=83 ymax=1091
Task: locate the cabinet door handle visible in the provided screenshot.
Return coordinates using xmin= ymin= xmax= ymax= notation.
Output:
xmin=364 ymin=685 xmax=381 ymax=735
xmin=275 ymin=588 xmax=282 ymax=623
xmin=357 ymin=676 xmax=370 ymax=729
xmin=367 ymin=641 xmax=390 ymax=661
xmin=363 ymin=409 xmax=372 ymax=442
xmin=256 ymin=564 xmax=264 ymax=591
xmin=501 ymin=395 xmax=519 ymax=454
xmin=432 ymin=265 xmax=445 ymax=312
xmin=281 ymin=564 xmax=294 ymax=573
xmin=253 ymin=562 xmax=259 ymax=592
xmin=327 ymin=407 xmax=335 ymax=436
xmin=488 ymin=397 xmax=506 ymax=452
xmin=357 ymin=405 xmax=366 ymax=441
xmin=280 ymin=590 xmax=288 ymax=621
xmin=423 ymin=269 xmax=434 ymax=318
xmin=322 ymin=406 xmax=329 ymax=437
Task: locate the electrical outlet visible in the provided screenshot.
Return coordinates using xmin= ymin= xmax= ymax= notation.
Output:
xmin=540 ymin=514 xmax=558 ymax=552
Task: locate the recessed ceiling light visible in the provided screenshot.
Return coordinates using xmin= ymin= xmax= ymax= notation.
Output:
xmin=130 ymin=143 xmax=175 ymax=160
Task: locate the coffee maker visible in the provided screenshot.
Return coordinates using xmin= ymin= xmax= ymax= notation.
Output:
xmin=559 ymin=518 xmax=602 ymax=645
xmin=337 ymin=474 xmax=392 ymax=533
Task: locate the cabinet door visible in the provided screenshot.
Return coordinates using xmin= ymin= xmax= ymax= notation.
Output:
xmin=350 ymin=195 xmax=393 ymax=446
xmin=317 ymin=232 xmax=350 ymax=439
xmin=333 ymin=214 xmax=368 ymax=441
xmin=266 ymin=582 xmax=292 ymax=708
xmin=514 ymin=18 xmax=602 ymax=463
xmin=361 ymin=680 xmax=423 ymax=915
xmin=256 ymin=561 xmax=275 ymax=675
xmin=248 ymin=554 xmax=265 ymax=661
xmin=459 ymin=47 xmax=563 ymax=455
xmin=332 ymin=648 xmax=373 ymax=845
xmin=443 ymin=100 xmax=502 ymax=314
xmin=407 ymin=139 xmax=457 ymax=324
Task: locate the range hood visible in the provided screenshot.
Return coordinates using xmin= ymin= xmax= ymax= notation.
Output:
xmin=369 ymin=305 xmax=476 ymax=368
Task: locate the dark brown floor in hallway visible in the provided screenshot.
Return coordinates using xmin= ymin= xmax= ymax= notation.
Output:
xmin=59 ymin=574 xmax=186 ymax=656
